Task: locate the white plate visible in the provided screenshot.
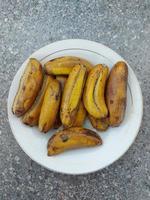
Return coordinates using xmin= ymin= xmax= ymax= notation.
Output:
xmin=7 ymin=39 xmax=143 ymax=175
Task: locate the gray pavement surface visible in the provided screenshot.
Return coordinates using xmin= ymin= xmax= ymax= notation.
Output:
xmin=0 ymin=0 xmax=150 ymax=199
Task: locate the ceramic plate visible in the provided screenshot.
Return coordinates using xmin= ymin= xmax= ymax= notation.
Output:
xmin=7 ymin=39 xmax=143 ymax=175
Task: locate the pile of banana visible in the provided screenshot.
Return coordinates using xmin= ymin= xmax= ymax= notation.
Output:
xmin=12 ymin=56 xmax=128 ymax=155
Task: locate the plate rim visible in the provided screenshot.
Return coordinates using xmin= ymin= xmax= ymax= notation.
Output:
xmin=7 ymin=39 xmax=143 ymax=175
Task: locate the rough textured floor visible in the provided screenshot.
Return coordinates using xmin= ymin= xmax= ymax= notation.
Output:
xmin=0 ymin=0 xmax=150 ymax=199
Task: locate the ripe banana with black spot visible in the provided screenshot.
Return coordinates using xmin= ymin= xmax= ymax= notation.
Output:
xmin=12 ymin=58 xmax=43 ymax=117
xmin=39 ymin=78 xmax=61 ymax=133
xmin=47 ymin=127 xmax=102 ymax=156
xmin=60 ymin=64 xmax=87 ymax=127
xmin=45 ymin=56 xmax=93 ymax=75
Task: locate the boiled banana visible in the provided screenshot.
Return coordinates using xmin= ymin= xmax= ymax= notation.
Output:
xmin=45 ymin=56 xmax=93 ymax=75
xmin=83 ymin=64 xmax=109 ymax=119
xmin=47 ymin=127 xmax=102 ymax=155
xmin=39 ymin=78 xmax=61 ymax=133
xmin=106 ymin=61 xmax=128 ymax=126
xmin=22 ymin=75 xmax=53 ymax=126
xmin=12 ymin=58 xmax=43 ymax=117
xmin=60 ymin=64 xmax=87 ymax=127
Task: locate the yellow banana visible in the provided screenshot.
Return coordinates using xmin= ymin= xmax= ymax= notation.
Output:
xmin=39 ymin=79 xmax=61 ymax=133
xmin=12 ymin=58 xmax=43 ymax=117
xmin=47 ymin=127 xmax=102 ymax=155
xmin=60 ymin=64 xmax=87 ymax=127
xmin=22 ymin=75 xmax=53 ymax=126
xmin=83 ymin=65 xmax=109 ymax=118
xmin=89 ymin=115 xmax=109 ymax=131
xmin=45 ymin=56 xmax=93 ymax=75
xmin=73 ymin=101 xmax=86 ymax=127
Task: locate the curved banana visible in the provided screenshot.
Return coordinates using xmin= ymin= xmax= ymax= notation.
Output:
xmin=45 ymin=56 xmax=93 ymax=75
xmin=60 ymin=64 xmax=87 ymax=127
xmin=89 ymin=115 xmax=109 ymax=131
xmin=12 ymin=58 xmax=43 ymax=117
xmin=22 ymin=75 xmax=53 ymax=126
xmin=47 ymin=127 xmax=102 ymax=155
xmin=39 ymin=79 xmax=61 ymax=133
xmin=83 ymin=64 xmax=109 ymax=119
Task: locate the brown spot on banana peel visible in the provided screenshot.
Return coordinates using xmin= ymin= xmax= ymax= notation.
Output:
xmin=60 ymin=134 xmax=69 ymax=142
xmin=53 ymin=113 xmax=62 ymax=129
xmin=41 ymin=123 xmax=48 ymax=133
xmin=47 ymin=127 xmax=102 ymax=156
